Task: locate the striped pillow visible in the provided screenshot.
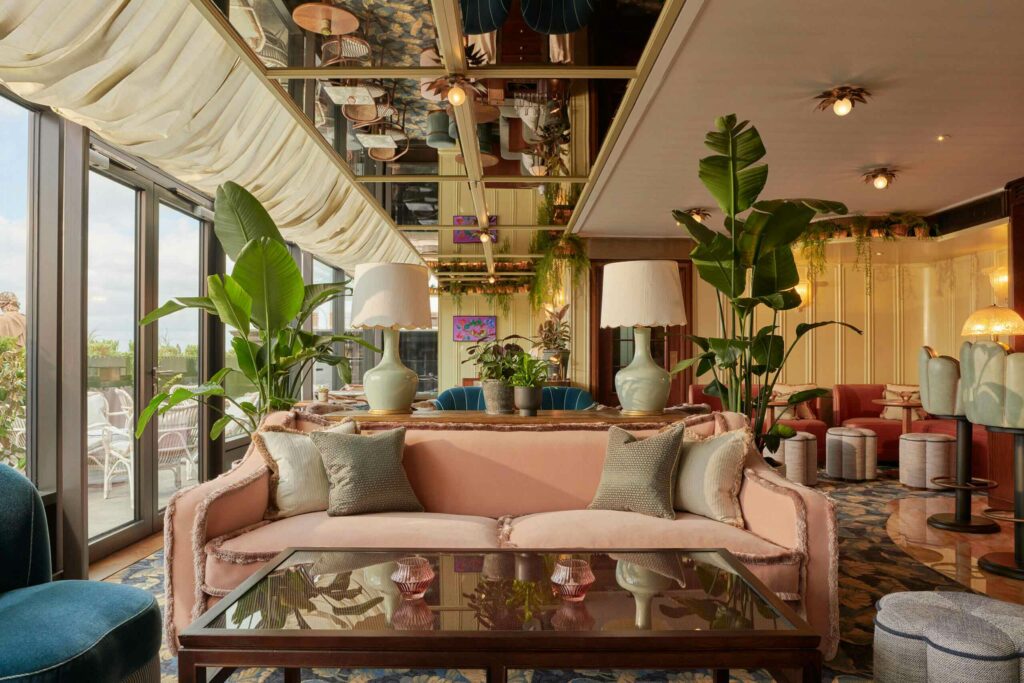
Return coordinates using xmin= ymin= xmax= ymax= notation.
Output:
xmin=674 ymin=429 xmax=750 ymax=528
xmin=255 ymin=418 xmax=358 ymax=519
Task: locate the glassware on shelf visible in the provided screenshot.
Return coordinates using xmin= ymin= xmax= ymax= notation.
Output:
xmin=390 ymin=555 xmax=435 ymax=599
xmin=549 ymin=557 xmax=595 ymax=602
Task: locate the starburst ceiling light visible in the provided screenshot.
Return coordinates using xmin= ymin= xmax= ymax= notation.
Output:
xmin=863 ymin=168 xmax=897 ymax=190
xmin=815 ymin=86 xmax=871 ymax=116
xmin=684 ymin=208 xmax=711 ymax=223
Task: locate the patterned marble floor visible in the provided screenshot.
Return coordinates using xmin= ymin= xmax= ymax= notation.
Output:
xmin=105 ymin=473 xmax=1019 ymax=683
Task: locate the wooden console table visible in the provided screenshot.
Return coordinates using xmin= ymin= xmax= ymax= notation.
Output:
xmin=321 ymin=409 xmax=706 ymax=426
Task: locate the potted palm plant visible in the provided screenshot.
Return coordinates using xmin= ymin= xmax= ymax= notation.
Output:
xmin=509 ymin=354 xmax=548 ymax=417
xmin=463 ymin=335 xmax=528 ymax=415
xmin=134 ymin=182 xmax=377 ymax=440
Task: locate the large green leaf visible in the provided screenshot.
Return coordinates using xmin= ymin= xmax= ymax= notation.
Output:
xmin=758 ymin=198 xmax=848 ymax=216
xmin=758 ymin=289 xmax=803 ymax=311
xmin=750 ymin=246 xmax=799 ymax=297
xmin=140 ymin=296 xmax=216 ymax=326
xmin=672 ymin=209 xmax=718 ymax=246
xmin=751 ymin=334 xmax=785 ymax=371
xmin=795 ymin=320 xmax=864 ymax=340
xmin=231 ymin=336 xmax=262 ymax=382
xmin=214 ymin=181 xmax=284 ymax=260
xmin=739 ymin=201 xmax=816 ymax=265
xmin=231 ymin=237 xmax=304 ymax=333
xmin=699 ymin=156 xmax=768 ymax=216
xmin=207 ymin=274 xmax=252 ymax=338
xmin=691 ymin=233 xmax=745 ymax=297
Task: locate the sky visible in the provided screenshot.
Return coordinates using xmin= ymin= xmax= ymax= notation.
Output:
xmin=0 ymin=97 xmax=29 ymax=309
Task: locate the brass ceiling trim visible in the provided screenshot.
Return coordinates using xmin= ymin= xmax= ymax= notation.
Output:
xmin=266 ymin=65 xmax=636 ymax=80
xmin=435 ymin=254 xmax=541 ymax=260
xmin=399 ymin=225 xmax=551 ymax=231
xmin=565 ymin=0 xmax=692 ymax=236
xmin=435 ymin=272 xmax=536 ymax=278
xmin=186 ymin=0 xmax=424 ymax=265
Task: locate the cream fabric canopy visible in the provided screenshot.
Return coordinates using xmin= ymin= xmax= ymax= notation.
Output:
xmin=0 ymin=0 xmax=422 ymax=270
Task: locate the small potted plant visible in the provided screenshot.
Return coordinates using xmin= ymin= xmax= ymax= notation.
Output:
xmin=536 ymin=304 xmax=571 ymax=380
xmin=509 ymin=353 xmax=548 ymax=417
xmin=463 ymin=335 xmax=528 ymax=415
xmin=315 ymin=384 xmax=330 ymax=402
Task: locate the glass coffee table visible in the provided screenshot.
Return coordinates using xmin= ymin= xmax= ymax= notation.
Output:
xmin=178 ymin=548 xmax=821 ymax=683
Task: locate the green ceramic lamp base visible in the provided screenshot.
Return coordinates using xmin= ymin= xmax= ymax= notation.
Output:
xmin=614 ymin=326 xmax=670 ymax=415
xmin=363 ymin=328 xmax=419 ymax=414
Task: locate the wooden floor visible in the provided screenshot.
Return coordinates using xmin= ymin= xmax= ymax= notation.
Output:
xmin=90 ymin=532 xmax=163 ymax=581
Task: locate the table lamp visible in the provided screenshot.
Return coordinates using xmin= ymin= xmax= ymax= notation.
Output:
xmin=350 ymin=263 xmax=432 ymax=414
xmin=961 ymin=304 xmax=1024 ymax=343
xmin=600 ymin=260 xmax=687 ymax=415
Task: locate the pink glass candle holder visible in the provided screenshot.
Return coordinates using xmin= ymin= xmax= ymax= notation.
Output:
xmin=391 ymin=556 xmax=435 ymax=599
xmin=550 ymin=558 xmax=595 ymax=602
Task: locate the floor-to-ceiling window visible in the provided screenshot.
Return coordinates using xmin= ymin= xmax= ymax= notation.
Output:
xmin=86 ymin=171 xmax=139 ymax=539
xmin=311 ymin=258 xmax=346 ymax=392
xmin=0 ymin=96 xmax=31 ymax=477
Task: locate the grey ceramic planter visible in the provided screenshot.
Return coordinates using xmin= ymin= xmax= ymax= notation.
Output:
xmin=514 ymin=386 xmax=543 ymax=417
xmin=482 ymin=379 xmax=515 ymax=415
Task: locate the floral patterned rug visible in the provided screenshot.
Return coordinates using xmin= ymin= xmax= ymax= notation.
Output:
xmin=106 ymin=474 xmax=971 ymax=682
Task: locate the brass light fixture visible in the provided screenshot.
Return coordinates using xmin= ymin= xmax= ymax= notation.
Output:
xmin=815 ymin=86 xmax=871 ymax=116
xmin=683 ymin=208 xmax=711 ymax=223
xmin=863 ymin=167 xmax=897 ymax=190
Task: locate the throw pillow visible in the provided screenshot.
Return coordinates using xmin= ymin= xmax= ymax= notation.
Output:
xmin=674 ymin=429 xmax=750 ymax=528
xmin=311 ymin=427 xmax=425 ymax=516
xmin=588 ymin=425 xmax=684 ymax=520
xmin=881 ymin=384 xmax=926 ymax=421
xmin=255 ymin=418 xmax=359 ymax=520
xmin=771 ymin=383 xmax=818 ymax=420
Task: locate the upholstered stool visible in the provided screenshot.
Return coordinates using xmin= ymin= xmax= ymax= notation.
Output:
xmin=874 ymin=591 xmax=1024 ymax=683
xmin=825 ymin=427 xmax=877 ymax=481
xmin=765 ymin=431 xmax=817 ymax=486
xmin=899 ymin=432 xmax=956 ymax=489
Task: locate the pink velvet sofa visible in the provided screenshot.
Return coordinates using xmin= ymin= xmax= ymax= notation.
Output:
xmin=689 ymin=384 xmax=828 ymax=462
xmin=832 ymin=384 xmax=903 ymax=462
xmin=165 ymin=410 xmax=840 ymax=659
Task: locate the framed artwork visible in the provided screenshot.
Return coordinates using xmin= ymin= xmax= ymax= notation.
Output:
xmin=453 ymin=214 xmax=498 ymax=243
xmin=453 ymin=315 xmax=497 ymax=342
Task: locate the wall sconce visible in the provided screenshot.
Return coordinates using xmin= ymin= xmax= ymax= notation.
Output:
xmin=794 ymin=281 xmax=811 ymax=310
xmin=984 ymin=265 xmax=1009 ymax=305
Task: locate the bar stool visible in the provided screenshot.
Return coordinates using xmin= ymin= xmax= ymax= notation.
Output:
xmin=961 ymin=340 xmax=1024 ymax=578
xmin=919 ymin=346 xmax=998 ymax=533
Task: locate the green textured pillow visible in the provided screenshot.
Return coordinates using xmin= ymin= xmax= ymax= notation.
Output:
xmin=674 ymin=429 xmax=750 ymax=528
xmin=310 ymin=427 xmax=424 ymax=516
xmin=588 ymin=425 xmax=684 ymax=520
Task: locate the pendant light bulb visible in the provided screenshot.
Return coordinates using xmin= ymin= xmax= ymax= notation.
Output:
xmin=479 ymin=231 xmax=492 ymax=244
xmin=488 ymin=276 xmax=496 ymax=284
xmin=832 ymin=97 xmax=853 ymax=116
xmin=872 ymin=174 xmax=889 ymax=190
xmin=447 ymin=85 xmax=467 ymax=107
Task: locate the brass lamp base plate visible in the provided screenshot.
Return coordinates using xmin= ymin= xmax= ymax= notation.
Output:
xmin=619 ymin=409 xmax=666 ymax=417
xmin=367 ymin=408 xmax=413 ymax=416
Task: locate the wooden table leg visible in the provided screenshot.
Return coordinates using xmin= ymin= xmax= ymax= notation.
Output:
xmin=903 ymin=407 xmax=913 ymax=435
xmin=487 ymin=664 xmax=506 ymax=683
xmin=713 ymin=669 xmax=730 ymax=683
xmin=177 ymin=651 xmax=203 ymax=683
xmin=284 ymin=669 xmax=301 ymax=683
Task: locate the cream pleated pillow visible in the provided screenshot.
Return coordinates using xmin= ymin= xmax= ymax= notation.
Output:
xmin=674 ymin=429 xmax=750 ymax=528
xmin=254 ymin=418 xmax=358 ymax=519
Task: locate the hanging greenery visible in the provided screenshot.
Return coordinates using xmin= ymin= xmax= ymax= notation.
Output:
xmin=528 ymin=230 xmax=589 ymax=310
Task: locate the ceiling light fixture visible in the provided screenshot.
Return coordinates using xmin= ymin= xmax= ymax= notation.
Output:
xmin=478 ymin=231 xmax=492 ymax=244
xmin=815 ymin=86 xmax=871 ymax=117
xmin=447 ymin=84 xmax=467 ymax=107
xmin=488 ymin=276 xmax=496 ymax=284
xmin=863 ymin=167 xmax=897 ymax=190
xmin=936 ymin=134 xmax=951 ymax=142
xmin=684 ymin=208 xmax=711 ymax=224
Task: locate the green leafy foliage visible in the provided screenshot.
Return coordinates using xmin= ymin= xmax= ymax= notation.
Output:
xmin=463 ymin=334 xmax=530 ymax=382
xmin=136 ymin=183 xmax=378 ymax=440
xmin=508 ymin=353 xmax=549 ymax=388
xmin=673 ymin=116 xmax=862 ymax=451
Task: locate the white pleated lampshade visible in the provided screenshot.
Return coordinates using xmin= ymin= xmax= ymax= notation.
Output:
xmin=350 ymin=263 xmax=431 ymax=329
xmin=600 ymin=260 xmax=687 ymax=328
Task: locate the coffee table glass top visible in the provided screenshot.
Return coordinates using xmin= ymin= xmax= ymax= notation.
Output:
xmin=205 ymin=549 xmax=793 ymax=634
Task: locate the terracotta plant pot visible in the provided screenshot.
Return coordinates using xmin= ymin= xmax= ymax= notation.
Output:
xmin=889 ymin=224 xmax=909 ymax=237
xmin=481 ymin=379 xmax=515 ymax=415
xmin=514 ymin=386 xmax=543 ymax=417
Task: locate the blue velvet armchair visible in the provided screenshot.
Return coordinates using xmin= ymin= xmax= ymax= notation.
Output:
xmin=436 ymin=385 xmax=596 ymax=411
xmin=0 ymin=465 xmax=162 ymax=683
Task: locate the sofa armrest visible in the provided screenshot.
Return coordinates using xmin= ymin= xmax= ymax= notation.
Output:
xmin=739 ymin=462 xmax=839 ymax=660
xmin=164 ymin=449 xmax=270 ymax=653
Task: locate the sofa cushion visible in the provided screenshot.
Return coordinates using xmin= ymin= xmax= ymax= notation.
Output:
xmin=0 ymin=580 xmax=161 ymax=683
xmin=772 ymin=383 xmax=819 ymax=420
xmin=588 ymin=425 xmax=684 ymax=520
xmin=674 ymin=430 xmax=748 ymax=527
xmin=504 ymin=509 xmax=802 ymax=598
xmin=204 ymin=511 xmax=500 ymax=593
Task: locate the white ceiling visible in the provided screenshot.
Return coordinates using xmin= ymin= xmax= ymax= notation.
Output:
xmin=576 ymin=0 xmax=1024 ymax=238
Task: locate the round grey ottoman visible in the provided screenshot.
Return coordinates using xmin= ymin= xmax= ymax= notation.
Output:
xmin=825 ymin=427 xmax=878 ymax=481
xmin=899 ymin=432 xmax=956 ymax=489
xmin=874 ymin=591 xmax=1024 ymax=683
xmin=765 ymin=431 xmax=817 ymax=486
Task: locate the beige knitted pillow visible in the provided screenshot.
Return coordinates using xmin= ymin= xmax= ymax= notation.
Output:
xmin=311 ymin=427 xmax=424 ymax=516
xmin=588 ymin=425 xmax=684 ymax=520
xmin=255 ymin=418 xmax=358 ymax=519
xmin=881 ymin=384 xmax=925 ymax=421
xmin=674 ymin=429 xmax=749 ymax=528
xmin=771 ymin=383 xmax=818 ymax=420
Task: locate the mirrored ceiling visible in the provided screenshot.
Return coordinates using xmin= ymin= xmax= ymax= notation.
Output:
xmin=223 ymin=0 xmax=669 ymax=270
